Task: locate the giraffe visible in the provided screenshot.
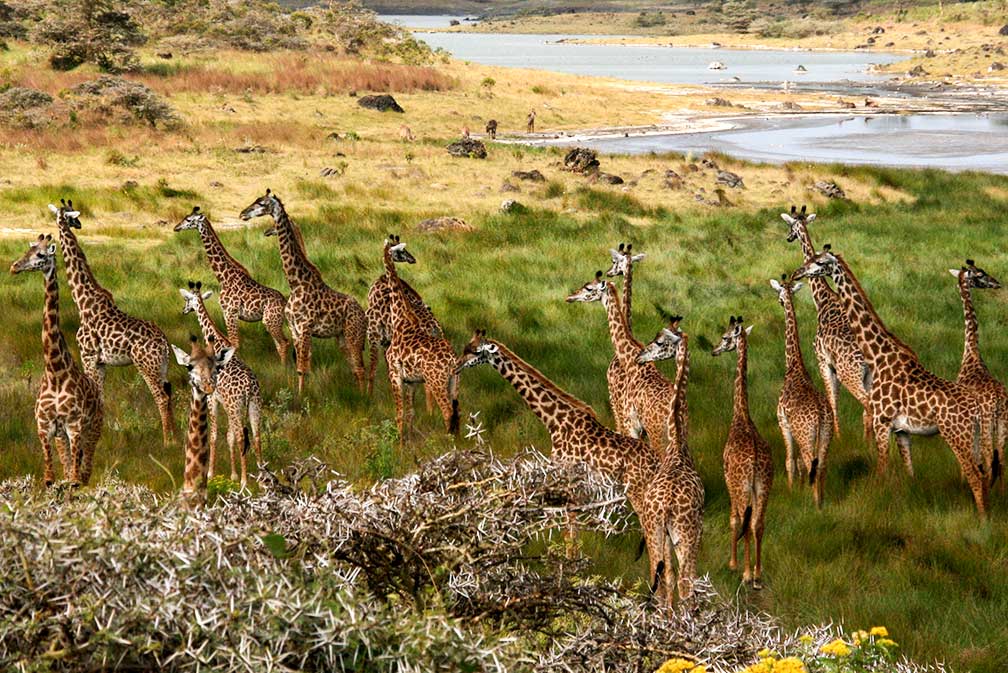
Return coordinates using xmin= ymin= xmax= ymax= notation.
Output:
xmin=712 ymin=316 xmax=773 ymax=587
xmin=636 ymin=319 xmax=706 ymax=604
xmin=51 ymin=200 xmax=175 ymax=446
xmin=239 ymin=190 xmax=368 ymax=394
xmin=793 ymin=246 xmax=994 ymax=516
xmin=172 ymin=336 xmax=235 ymax=507
xmin=950 ymin=259 xmax=1006 ymax=489
xmin=365 ymin=242 xmax=442 ymax=394
xmin=381 ymin=235 xmax=459 ymax=446
xmin=455 ymin=329 xmax=700 ymax=605
xmin=174 ymin=206 xmax=289 ymax=365
xmin=10 ymin=234 xmax=103 ymax=486
xmin=179 ymin=281 xmax=263 ymax=488
xmin=781 ymin=205 xmax=873 ymax=444
xmin=603 ymin=242 xmax=646 ymax=437
xmin=566 ymin=270 xmax=674 ymax=452
xmin=770 ymin=275 xmax=833 ymax=507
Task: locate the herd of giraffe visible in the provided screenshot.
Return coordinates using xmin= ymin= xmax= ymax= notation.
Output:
xmin=8 ymin=192 xmax=1005 ymax=607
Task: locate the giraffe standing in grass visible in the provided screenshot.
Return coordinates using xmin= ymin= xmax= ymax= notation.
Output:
xmin=603 ymin=243 xmax=648 ymax=438
xmin=10 ymin=234 xmax=103 ymax=486
xmin=793 ymin=246 xmax=995 ymax=516
xmin=180 ymin=281 xmax=263 ymax=489
xmin=174 ymin=206 xmax=289 ymax=365
xmin=239 ymin=190 xmax=367 ymax=394
xmin=950 ymin=260 xmax=1006 ymax=489
xmin=172 ymin=336 xmax=235 ymax=507
xmin=770 ymin=275 xmax=832 ymax=507
xmin=51 ymin=200 xmax=175 ymax=446
xmin=713 ymin=316 xmax=773 ymax=587
xmin=382 ymin=235 xmax=459 ymax=446
xmin=455 ymin=329 xmax=700 ymax=605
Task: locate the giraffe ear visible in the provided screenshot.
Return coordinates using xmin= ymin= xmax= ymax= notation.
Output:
xmin=609 ymin=248 xmax=621 ymax=261
xmin=770 ymin=279 xmax=783 ymax=292
xmin=791 ymin=281 xmax=803 ymax=294
xmin=745 ymin=325 xmax=754 ymax=336
xmin=46 ymin=243 xmax=56 ymax=256
xmin=171 ymin=344 xmax=190 ymax=366
xmin=216 ymin=347 xmax=235 ymax=367
xmin=202 ymin=290 xmax=213 ymax=300
xmin=805 ymin=213 xmax=816 ymax=224
xmin=949 ymin=269 xmax=961 ymax=277
xmin=48 ymin=204 xmax=59 ymax=214
xmin=631 ymin=253 xmax=645 ymax=263
xmin=178 ymin=288 xmax=193 ymax=299
xmin=781 ymin=213 xmax=795 ymax=225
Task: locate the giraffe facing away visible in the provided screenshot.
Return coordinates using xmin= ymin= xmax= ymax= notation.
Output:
xmin=455 ymin=329 xmax=700 ymax=606
xmin=10 ymin=234 xmax=103 ymax=486
xmin=174 ymin=206 xmax=290 ymax=365
xmin=381 ymin=235 xmax=459 ymax=446
xmin=172 ymin=336 xmax=235 ymax=507
xmin=793 ymin=246 xmax=994 ymax=516
xmin=51 ymin=200 xmax=175 ymax=446
xmin=239 ymin=190 xmax=367 ymax=395
xmin=770 ymin=275 xmax=833 ymax=507
xmin=566 ymin=270 xmax=674 ymax=452
xmin=950 ymin=259 xmax=1005 ymax=488
xmin=636 ymin=319 xmax=705 ymax=604
xmin=180 ymin=281 xmax=263 ymax=489
xmin=781 ymin=205 xmax=874 ymax=445
xmin=603 ymin=243 xmax=646 ymax=437
xmin=712 ymin=316 xmax=773 ymax=587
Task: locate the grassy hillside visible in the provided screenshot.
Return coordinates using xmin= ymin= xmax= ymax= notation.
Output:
xmin=2 ymin=43 xmax=1008 ymax=671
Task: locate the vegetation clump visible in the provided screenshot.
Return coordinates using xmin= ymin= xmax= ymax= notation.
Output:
xmin=65 ymin=75 xmax=181 ymax=128
xmin=34 ymin=0 xmax=147 ymax=72
xmin=0 ymin=86 xmax=54 ymax=127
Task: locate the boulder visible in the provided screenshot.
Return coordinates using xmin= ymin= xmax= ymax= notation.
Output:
xmin=908 ymin=65 xmax=928 ymax=77
xmin=990 ymin=62 xmax=1006 ymax=72
xmin=700 ymin=157 xmax=719 ymax=170
xmin=1000 ymin=24 xmax=1008 ymax=36
xmin=446 ymin=137 xmax=487 ymax=159
xmin=814 ymin=180 xmax=846 ymax=199
xmin=592 ymin=172 xmax=624 ymax=185
xmin=357 ymin=94 xmax=404 ymax=113
xmin=705 ymin=97 xmax=733 ymax=107
xmin=563 ymin=147 xmax=600 ymax=174
xmin=782 ymin=101 xmax=803 ymax=111
xmin=500 ymin=180 xmax=520 ymax=193
xmin=417 ymin=216 xmax=472 ymax=233
xmin=500 ymin=199 xmax=525 ymax=214
xmin=716 ymin=170 xmax=744 ymax=188
xmin=512 ymin=169 xmax=546 ymax=182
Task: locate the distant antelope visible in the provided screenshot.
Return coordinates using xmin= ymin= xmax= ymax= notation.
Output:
xmin=399 ymin=125 xmax=415 ymax=142
xmin=485 ymin=119 xmax=498 ymax=139
xmin=526 ymin=110 xmax=536 ymax=133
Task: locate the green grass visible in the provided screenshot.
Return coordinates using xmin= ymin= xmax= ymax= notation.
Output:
xmin=2 ymin=166 xmax=1008 ymax=671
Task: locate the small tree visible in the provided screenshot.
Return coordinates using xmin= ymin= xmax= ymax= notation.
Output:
xmin=35 ymin=0 xmax=146 ymax=73
xmin=722 ymin=0 xmax=756 ymax=32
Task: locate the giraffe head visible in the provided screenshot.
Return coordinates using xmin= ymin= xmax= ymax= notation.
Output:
xmin=172 ymin=335 xmax=233 ymax=399
xmin=780 ymin=204 xmax=815 ymax=243
xmin=791 ymin=244 xmax=839 ymax=282
xmin=636 ymin=315 xmax=684 ymax=363
xmin=179 ymin=280 xmax=213 ymax=315
xmin=239 ymin=188 xmax=282 ymax=228
xmin=48 ymin=199 xmax=82 ymax=230
xmin=606 ymin=242 xmax=645 ymax=277
xmin=565 ymin=270 xmax=607 ymax=303
xmin=455 ymin=329 xmax=500 ymax=372
xmin=384 ymin=234 xmax=416 ymax=263
xmin=174 ymin=205 xmax=209 ymax=233
xmin=950 ymin=259 xmax=1001 ymax=290
xmin=712 ymin=315 xmax=752 ymax=356
xmin=10 ymin=234 xmax=57 ymax=276
xmin=769 ymin=273 xmax=803 ymax=306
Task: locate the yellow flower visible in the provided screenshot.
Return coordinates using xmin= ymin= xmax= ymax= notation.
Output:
xmin=870 ymin=626 xmax=889 ymax=638
xmin=693 ymin=667 xmax=707 ymax=673
xmin=758 ymin=648 xmax=773 ymax=658
xmin=820 ymin=639 xmax=852 ymax=657
xmin=852 ymin=630 xmax=868 ymax=645
xmin=775 ymin=658 xmax=807 ymax=673
xmin=877 ymin=638 xmax=898 ymax=648
xmin=797 ymin=635 xmax=813 ymax=646
xmin=655 ymin=658 xmax=696 ymax=673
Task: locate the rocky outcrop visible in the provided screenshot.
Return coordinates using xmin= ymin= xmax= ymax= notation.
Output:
xmin=447 ymin=137 xmax=487 ymax=159
xmin=417 ymin=216 xmax=472 ymax=233
xmin=814 ymin=180 xmax=846 ymax=199
xmin=563 ymin=148 xmax=600 ymax=174
xmin=512 ymin=169 xmax=546 ymax=182
xmin=357 ymin=94 xmax=404 ymax=113
xmin=716 ymin=170 xmax=744 ymax=189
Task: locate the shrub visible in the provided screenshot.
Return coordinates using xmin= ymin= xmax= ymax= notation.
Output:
xmin=311 ymin=0 xmax=440 ymax=65
xmin=635 ymin=10 xmax=666 ymax=28
xmin=0 ymin=86 xmax=55 ymax=128
xmin=34 ymin=0 xmax=146 ymax=73
xmin=65 ymin=76 xmax=181 ymax=128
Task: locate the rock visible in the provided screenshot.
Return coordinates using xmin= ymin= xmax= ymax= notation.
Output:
xmin=782 ymin=101 xmax=803 ymax=111
xmin=705 ymin=97 xmax=733 ymax=107
xmin=990 ymin=62 xmax=1006 ymax=72
xmin=122 ymin=180 xmax=138 ymax=190
xmin=157 ymin=51 xmax=173 ymax=59
xmin=872 ymin=26 xmax=885 ymax=34
xmin=814 ymin=180 xmax=846 ymax=199
xmin=326 ymin=131 xmax=341 ymax=141
xmin=592 ymin=172 xmax=624 ymax=185
xmin=866 ymin=37 xmax=876 ymax=45
xmin=700 ymin=157 xmax=719 ymax=170
xmin=500 ymin=180 xmax=520 ymax=193
xmin=563 ymin=147 xmax=600 ymax=174
xmin=925 ymin=49 xmax=936 ymax=58
xmin=885 ymin=41 xmax=895 ymax=47
xmin=512 ymin=169 xmax=545 ymax=182
xmin=908 ymin=65 xmax=928 ymax=77
xmin=209 ymin=180 xmax=224 ymax=188
xmin=708 ymin=61 xmax=726 ymax=70
xmin=234 ymin=143 xmax=268 ymax=153
xmin=839 ymin=99 xmax=857 ymax=109
xmin=1000 ymin=24 xmax=1008 ymax=36
xmin=716 ymin=170 xmax=744 ymax=188
xmin=500 ymin=199 xmax=525 ymax=214
xmin=446 ymin=137 xmax=487 ymax=159
xmin=794 ymin=64 xmax=807 ymax=73
xmin=357 ymin=94 xmax=404 ymax=113
xmin=417 ymin=216 xmax=472 ymax=233
xmin=450 ymin=19 xmax=460 ymax=26
xmin=664 ymin=169 xmax=681 ymax=181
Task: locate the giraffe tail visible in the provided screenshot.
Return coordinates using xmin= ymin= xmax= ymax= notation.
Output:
xmin=735 ymin=505 xmax=753 ymax=542
xmin=242 ymin=427 xmax=250 ymax=456
xmin=992 ymin=448 xmax=1001 ymax=489
xmin=809 ymin=458 xmax=819 ymax=486
xmin=448 ymin=399 xmax=460 ymax=435
xmin=650 ymin=559 xmax=665 ymax=595
xmin=163 ymin=381 xmax=172 ymax=397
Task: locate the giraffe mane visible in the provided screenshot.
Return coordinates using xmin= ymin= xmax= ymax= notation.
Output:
xmin=487 ymin=339 xmax=599 ymax=418
xmin=835 ymin=253 xmax=915 ymax=354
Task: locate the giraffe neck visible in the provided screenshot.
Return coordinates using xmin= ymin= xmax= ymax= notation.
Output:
xmin=957 ymin=274 xmax=986 ymax=374
xmin=487 ymin=340 xmax=597 ymax=437
xmin=193 ymin=295 xmax=231 ymax=349
xmin=732 ymin=334 xmax=752 ymax=423
xmin=272 ymin=204 xmax=321 ymax=288
xmin=41 ymin=264 xmax=76 ymax=376
xmin=601 ymin=282 xmax=642 ymax=365
xmin=384 ymin=246 xmax=420 ymax=330
xmin=782 ymin=290 xmax=808 ymax=377
xmin=830 ymin=254 xmax=907 ymax=367
xmin=665 ymin=336 xmax=692 ymax=466
xmin=58 ymin=223 xmax=113 ymax=312
xmin=197 ymin=219 xmax=249 ymax=282
xmin=183 ymin=391 xmax=210 ymax=496
xmin=795 ymin=223 xmax=838 ymax=311
xmin=623 ymin=256 xmax=635 ymax=332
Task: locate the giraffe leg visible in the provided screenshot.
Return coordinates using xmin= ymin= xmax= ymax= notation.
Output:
xmin=873 ymin=417 xmax=893 ymax=475
xmin=248 ymin=395 xmax=263 ymax=465
xmin=137 ymin=355 xmax=175 ymax=447
xmin=819 ymin=361 xmax=842 ymax=437
xmin=224 ymin=309 xmax=242 ymax=351
xmin=263 ymin=298 xmax=290 ymax=367
xmin=862 ymin=408 xmax=873 ymax=443
xmin=228 ymin=398 xmax=248 ymax=488
xmin=79 ymin=420 xmax=101 ymax=486
xmin=207 ymin=395 xmax=219 ymax=480
xmin=63 ymin=428 xmax=83 ymax=486
xmin=815 ymin=412 xmax=832 ymax=508
xmin=294 ymin=334 xmax=312 ymax=396
xmin=663 ymin=525 xmax=678 ymax=609
xmin=778 ymin=412 xmax=796 ymax=490
xmin=676 ymin=526 xmax=700 ymax=602
xmin=742 ymin=526 xmax=753 ymax=585
xmin=939 ymin=418 xmax=989 ymax=517
xmin=37 ymin=427 xmax=56 ymax=487
xmin=366 ymin=328 xmax=381 ymax=396
xmin=728 ymin=508 xmax=739 ymax=571
xmin=343 ymin=315 xmax=368 ymax=392
xmin=389 ymin=372 xmax=407 ymax=448
xmin=564 ymin=510 xmax=579 ymax=559
xmin=227 ymin=418 xmax=239 ymax=484
xmin=894 ymin=432 xmax=914 ymax=477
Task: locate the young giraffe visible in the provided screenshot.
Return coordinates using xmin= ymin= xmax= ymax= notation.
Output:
xmin=713 ymin=316 xmax=773 ymax=587
xmin=950 ymin=260 xmax=1006 ymax=489
xmin=239 ymin=190 xmax=367 ymax=394
xmin=566 ymin=270 xmax=674 ymax=452
xmin=603 ymin=243 xmax=646 ymax=437
xmin=455 ymin=329 xmax=699 ymax=606
xmin=637 ymin=319 xmax=705 ymax=604
xmin=174 ymin=206 xmax=290 ymax=365
xmin=365 ymin=242 xmax=442 ymax=394
xmin=781 ymin=205 xmax=874 ymax=445
xmin=793 ymin=246 xmax=994 ymax=516
xmin=51 ymin=200 xmax=175 ymax=446
xmin=10 ymin=235 xmax=104 ymax=486
xmin=172 ymin=336 xmax=235 ymax=507
xmin=770 ymin=275 xmax=833 ymax=507
xmin=179 ymin=281 xmax=263 ymax=488
xmin=382 ymin=235 xmax=459 ymax=446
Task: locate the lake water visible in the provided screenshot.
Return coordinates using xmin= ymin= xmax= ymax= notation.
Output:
xmin=383 ymin=14 xmax=468 ymax=30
